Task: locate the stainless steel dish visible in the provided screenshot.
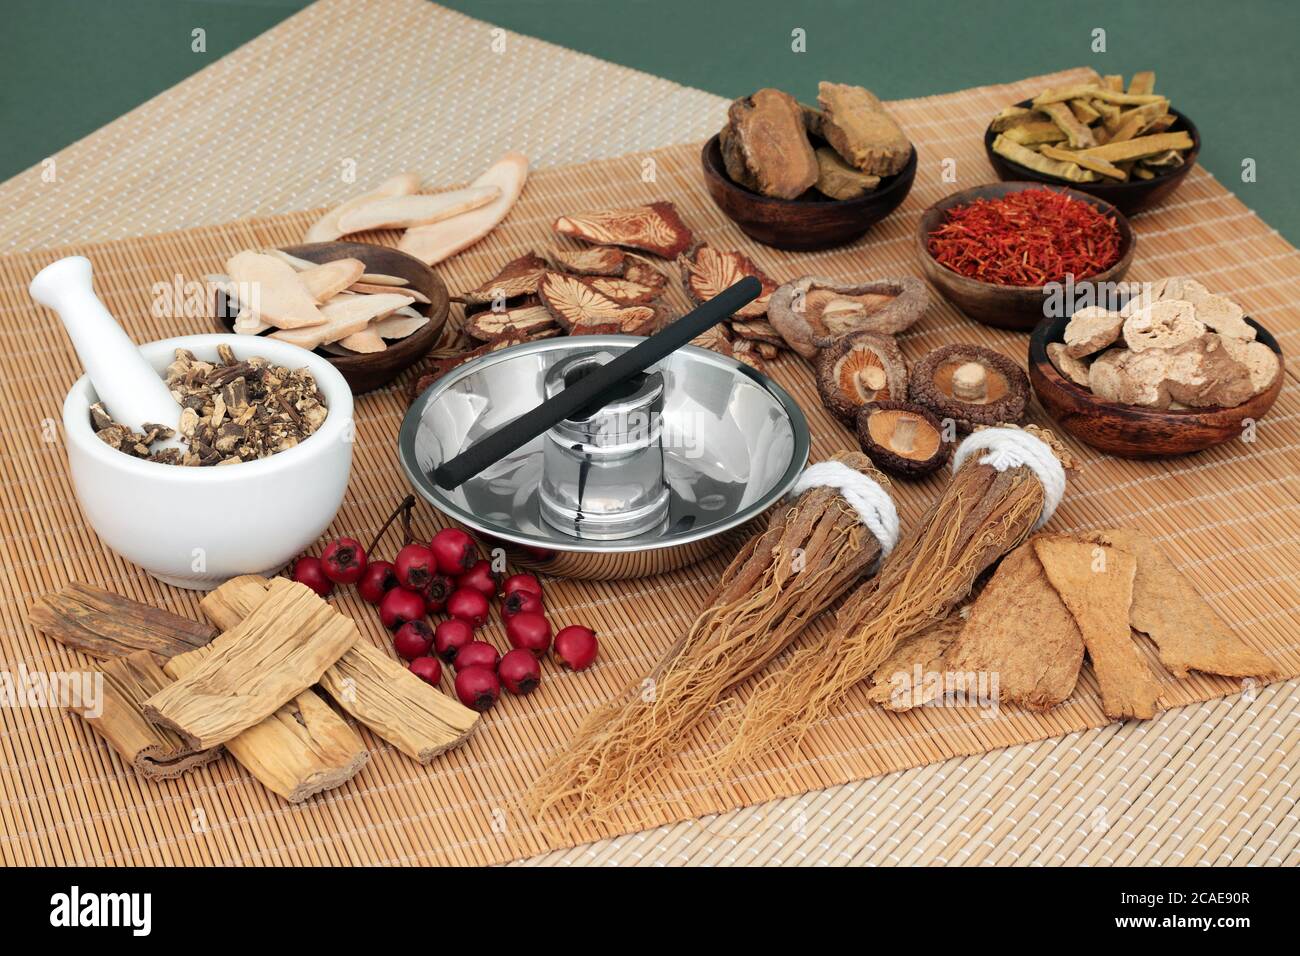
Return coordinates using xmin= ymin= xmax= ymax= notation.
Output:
xmin=399 ymin=336 xmax=810 ymax=579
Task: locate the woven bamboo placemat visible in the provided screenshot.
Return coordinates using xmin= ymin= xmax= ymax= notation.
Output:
xmin=2 ymin=59 xmax=1298 ymax=864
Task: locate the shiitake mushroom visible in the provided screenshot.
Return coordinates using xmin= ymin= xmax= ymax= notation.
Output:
xmin=908 ymin=344 xmax=1029 ymax=430
xmin=855 ymin=401 xmax=951 ymax=478
xmin=815 ymin=331 xmax=908 ymax=424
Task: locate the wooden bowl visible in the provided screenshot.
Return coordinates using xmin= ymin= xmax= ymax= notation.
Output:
xmin=985 ymin=103 xmax=1200 ymax=215
xmin=1029 ymin=316 xmax=1284 ymax=458
xmin=700 ymin=134 xmax=917 ymax=251
xmin=916 ymin=181 xmax=1135 ymax=332
xmin=215 ymin=241 xmax=448 ymax=394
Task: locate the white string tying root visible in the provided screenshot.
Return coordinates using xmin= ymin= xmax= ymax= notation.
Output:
xmin=951 ymin=427 xmax=1066 ymax=529
xmin=791 ymin=460 xmax=901 ymax=558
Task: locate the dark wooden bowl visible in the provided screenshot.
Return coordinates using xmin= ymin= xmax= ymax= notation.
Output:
xmin=700 ymin=134 xmax=917 ymax=251
xmin=1029 ymin=315 xmax=1284 ymax=458
xmin=215 ymin=241 xmax=449 ymax=394
xmin=916 ymin=181 xmax=1135 ymax=332
xmin=985 ymin=103 xmax=1200 ymax=215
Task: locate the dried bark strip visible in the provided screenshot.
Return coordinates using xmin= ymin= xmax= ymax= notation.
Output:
xmin=30 ymin=583 xmax=217 ymax=661
xmin=147 ymin=578 xmax=356 ymax=750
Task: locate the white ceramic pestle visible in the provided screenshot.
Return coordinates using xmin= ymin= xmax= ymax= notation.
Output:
xmin=31 ymin=256 xmax=184 ymax=449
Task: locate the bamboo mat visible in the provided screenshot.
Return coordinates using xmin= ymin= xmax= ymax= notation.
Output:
xmin=0 ymin=0 xmax=1296 ymax=864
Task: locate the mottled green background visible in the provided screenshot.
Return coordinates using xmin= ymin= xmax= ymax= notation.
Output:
xmin=4 ymin=0 xmax=1297 ymax=239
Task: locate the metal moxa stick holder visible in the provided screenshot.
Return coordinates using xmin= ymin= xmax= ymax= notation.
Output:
xmin=540 ymin=352 xmax=668 ymax=539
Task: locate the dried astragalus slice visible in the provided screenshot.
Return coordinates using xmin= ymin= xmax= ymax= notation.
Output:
xmin=678 ymin=244 xmax=778 ymax=319
xmin=305 ymin=172 xmax=422 ymax=243
xmin=298 ymin=258 xmax=365 ymax=303
xmin=399 ymin=153 xmax=529 ymax=266
xmin=225 ymin=251 xmax=326 ymax=329
xmin=553 ymin=201 xmax=694 ymax=259
xmin=334 ymin=185 xmax=500 ymax=234
xmin=271 ymin=292 xmax=413 ymax=350
xmin=538 ymin=272 xmax=658 ymax=335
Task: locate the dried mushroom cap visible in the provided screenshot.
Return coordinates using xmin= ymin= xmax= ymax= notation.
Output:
xmin=1047 ymin=342 xmax=1091 ymax=387
xmin=855 ymin=401 xmax=951 ymax=479
xmin=461 ymin=252 xmax=547 ymax=304
xmin=1063 ymin=305 xmax=1123 ymax=358
xmin=552 ymin=201 xmax=694 ymax=259
xmin=815 ymin=331 xmax=908 ymax=424
xmin=909 ymin=344 xmax=1029 ymax=430
xmin=768 ymin=275 xmax=928 ymax=358
xmin=538 ymin=272 xmax=659 ymax=336
xmin=679 ymin=244 xmax=779 ymax=319
xmin=550 ymin=246 xmax=626 ymax=276
xmin=465 ymin=303 xmax=557 ymax=342
xmin=1123 ymin=299 xmax=1205 ymax=352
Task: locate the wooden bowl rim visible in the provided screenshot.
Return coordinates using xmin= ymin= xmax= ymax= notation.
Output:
xmin=1029 ymin=313 xmax=1284 ymax=422
xmin=700 ymin=133 xmax=918 ymax=211
xmin=219 ymin=240 xmax=449 ymax=374
xmin=915 ymin=181 xmax=1136 ymax=297
xmin=983 ymin=103 xmax=1201 ymax=193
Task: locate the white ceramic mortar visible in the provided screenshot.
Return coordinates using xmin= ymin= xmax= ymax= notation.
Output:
xmin=62 ymin=334 xmax=354 ymax=590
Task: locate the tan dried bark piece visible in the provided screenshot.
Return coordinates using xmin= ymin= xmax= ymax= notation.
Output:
xmin=1085 ymin=529 xmax=1276 ymax=679
xmin=1048 ymin=342 xmax=1091 ymax=386
xmin=461 ymin=252 xmax=548 ymax=304
xmin=1075 ymin=131 xmax=1193 ymax=163
xmin=538 ymin=272 xmax=658 ymax=335
xmin=866 ymin=614 xmax=964 ymax=710
xmin=1033 ymin=536 xmax=1162 ymax=720
xmin=817 ymin=82 xmax=911 ymax=176
xmin=298 ymin=258 xmax=365 ymax=303
xmin=78 ymin=651 xmax=223 ymax=780
xmin=271 ymin=292 xmax=414 ymax=350
xmin=991 ymin=134 xmax=1099 ymax=182
xmin=225 ymin=251 xmax=325 ymax=329
xmin=1041 ymin=101 xmax=1097 ymax=149
xmin=204 ymin=576 xmax=479 ymax=764
xmin=1064 ymin=305 xmax=1123 ymax=357
xmin=305 ymin=172 xmax=422 ymax=243
xmin=147 ymin=578 xmax=357 ymax=750
xmin=814 ymin=146 xmax=880 ymax=199
xmin=942 ymin=542 xmax=1085 ymax=710
xmin=553 ymin=201 xmax=694 ymax=259
xmin=550 ymin=246 xmax=626 ymax=276
xmin=399 ymin=152 xmax=529 ymax=265
xmin=30 ymin=583 xmax=217 ymax=660
xmin=336 ymin=185 xmax=500 ymax=234
xmin=679 ymin=244 xmax=778 ymax=319
xmin=725 ymin=88 xmax=818 ymax=198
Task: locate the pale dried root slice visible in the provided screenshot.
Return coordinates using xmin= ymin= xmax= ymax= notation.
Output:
xmin=553 ymin=201 xmax=693 ymax=259
xmin=298 ymin=257 xmax=365 ymax=303
xmin=538 ymin=272 xmax=658 ymax=335
xmin=725 ymin=87 xmax=819 ymax=198
xmin=1220 ymin=336 xmax=1281 ymax=395
xmin=815 ymin=331 xmax=908 ymax=424
xmin=1048 ymin=342 xmax=1092 ymax=387
xmin=465 ymin=304 xmax=556 ymax=342
xmin=337 ymin=328 xmax=387 ymax=353
xmin=305 ymin=172 xmax=422 ymax=243
xmin=866 ymin=613 xmax=965 ymax=710
xmin=271 ymin=292 xmax=414 ymax=350
xmin=348 ymin=280 xmax=429 ymax=303
xmin=814 ymin=146 xmax=880 ymax=199
xmin=854 ymin=400 xmax=950 ymax=479
xmin=1064 ymin=304 xmax=1123 ymax=357
xmin=768 ymin=275 xmax=928 ymax=358
xmin=909 ymin=344 xmax=1029 ymax=430
xmin=678 ymin=243 xmax=779 ymax=319
xmin=225 ymin=250 xmax=326 ymax=329
xmin=399 ymin=152 xmax=529 ymax=265
xmin=1084 ymin=529 xmax=1276 ymax=679
xmin=1033 ymin=536 xmax=1162 ymax=721
xmin=941 ymin=541 xmax=1085 ymax=711
xmin=816 ymin=82 xmax=911 ymax=176
xmin=460 ymin=251 xmax=548 ymax=304
xmin=358 ymin=272 xmax=409 ymax=286
xmin=373 ymin=309 xmax=430 ymax=340
xmin=1122 ymin=299 xmax=1205 ymax=351
xmin=336 ymin=185 xmax=500 ymax=234
xmin=550 ymin=246 xmax=625 ymax=276
xmin=1162 ymin=334 xmax=1256 ymax=408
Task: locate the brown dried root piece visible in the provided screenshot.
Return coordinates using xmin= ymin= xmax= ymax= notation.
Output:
xmin=527 ymin=452 xmax=891 ymax=823
xmin=1064 ymin=305 xmax=1123 ymax=358
xmin=1221 ymin=336 xmax=1282 ymax=394
xmin=909 ymin=344 xmax=1030 ymax=430
xmin=465 ymin=303 xmax=556 ymax=342
xmin=725 ymin=88 xmax=819 ymax=198
xmin=1122 ymin=299 xmax=1205 ymax=352
xmin=1086 ymin=529 xmax=1275 ymax=679
xmin=816 ymin=332 xmax=908 ymax=424
xmin=553 ymin=201 xmax=694 ymax=259
xmin=460 ymin=252 xmax=548 ymax=305
xmin=678 ymin=244 xmax=779 ymax=319
xmin=550 ymin=246 xmax=626 ymax=276
xmin=939 ymin=540 xmax=1085 ymax=711
xmin=855 ymin=401 xmax=950 ymax=479
xmin=718 ymin=122 xmax=760 ymax=192
xmin=768 ymin=275 xmax=928 ymax=357
xmin=814 ymin=146 xmax=881 ymax=199
xmin=578 ymin=274 xmax=662 ymax=305
xmin=817 ymin=82 xmax=911 ymax=176
xmin=538 ymin=272 xmax=658 ymax=335
xmin=1033 ymin=536 xmax=1161 ymax=721
xmin=1047 ymin=343 xmax=1091 ymax=387
xmin=866 ymin=613 xmax=965 ymax=710
xmin=30 ymin=582 xmax=216 ymax=660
